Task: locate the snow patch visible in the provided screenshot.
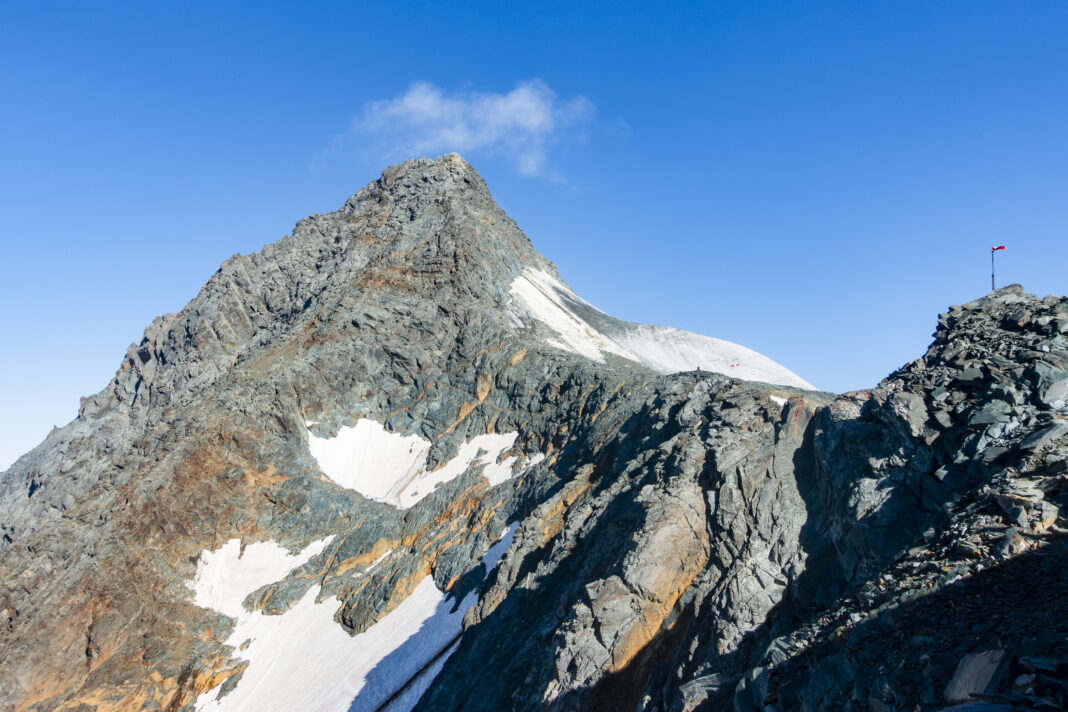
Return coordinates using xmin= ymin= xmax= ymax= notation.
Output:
xmin=523 ymin=452 xmax=546 ymax=470
xmin=306 ymin=419 xmax=430 ymax=503
xmin=189 ymin=537 xmax=333 ymax=618
xmin=407 ymin=432 xmax=518 ymax=503
xmin=610 ymin=325 xmax=816 ymax=390
xmin=769 ymin=395 xmax=788 ymax=407
xmin=308 ymin=420 xmax=540 ymax=508
xmin=380 ymin=640 xmax=461 ymax=712
xmin=194 ymin=575 xmax=466 ymax=712
xmin=481 ymin=522 xmax=518 ymax=570
xmin=509 ymin=268 xmax=637 ymax=362
xmin=508 ymin=267 xmax=816 ymax=390
xmin=478 ymin=441 xmax=544 ymax=488
xmin=190 ymin=526 xmax=518 ymax=712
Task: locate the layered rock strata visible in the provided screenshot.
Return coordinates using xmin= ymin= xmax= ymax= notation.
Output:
xmin=0 ymin=155 xmax=1064 ymax=712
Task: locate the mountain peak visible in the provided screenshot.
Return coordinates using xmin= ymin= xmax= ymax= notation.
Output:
xmin=3 ymin=156 xmax=1064 ymax=712
xmin=342 ymin=153 xmax=492 ymax=214
xmin=329 ymin=153 xmax=551 ymax=293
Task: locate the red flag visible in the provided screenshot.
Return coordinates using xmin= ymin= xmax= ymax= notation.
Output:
xmin=992 ymin=245 xmax=1006 ymax=251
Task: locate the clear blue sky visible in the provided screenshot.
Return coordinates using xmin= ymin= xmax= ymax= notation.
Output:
xmin=2 ymin=1 xmax=1067 ymax=469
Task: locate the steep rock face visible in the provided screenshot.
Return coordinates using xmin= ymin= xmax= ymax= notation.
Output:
xmin=419 ymin=285 xmax=1068 ymax=712
xmin=0 ymin=155 xmax=1064 ymax=712
xmin=421 ymin=380 xmax=822 ymax=712
xmin=756 ymin=286 xmax=1068 ymax=712
xmin=0 ymin=155 xmax=811 ymax=712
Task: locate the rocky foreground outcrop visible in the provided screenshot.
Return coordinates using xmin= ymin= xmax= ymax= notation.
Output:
xmin=0 ymin=155 xmax=1065 ymax=712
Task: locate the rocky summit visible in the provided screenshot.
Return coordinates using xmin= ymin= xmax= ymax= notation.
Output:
xmin=1 ymin=155 xmax=1066 ymax=712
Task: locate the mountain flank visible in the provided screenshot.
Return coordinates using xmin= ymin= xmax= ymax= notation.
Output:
xmin=0 ymin=155 xmax=1065 ymax=712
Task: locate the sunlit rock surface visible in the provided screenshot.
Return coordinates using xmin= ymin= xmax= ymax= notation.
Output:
xmin=1 ymin=155 xmax=1066 ymax=712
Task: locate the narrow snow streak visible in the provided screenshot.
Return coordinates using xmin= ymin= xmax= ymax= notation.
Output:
xmin=509 ymin=268 xmax=637 ymax=362
xmin=352 ymin=549 xmax=394 ymax=580
xmin=380 ymin=639 xmax=461 ymax=712
xmin=377 ymin=523 xmax=518 ymax=712
xmin=190 ymin=524 xmax=518 ymax=712
xmin=308 ymin=420 xmax=540 ymax=508
xmin=509 ymin=267 xmax=816 ymax=390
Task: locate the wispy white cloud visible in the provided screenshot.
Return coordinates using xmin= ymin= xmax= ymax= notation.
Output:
xmin=350 ymin=80 xmax=594 ymax=177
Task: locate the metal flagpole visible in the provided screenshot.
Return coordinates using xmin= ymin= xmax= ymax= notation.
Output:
xmin=990 ymin=245 xmax=1006 ymax=290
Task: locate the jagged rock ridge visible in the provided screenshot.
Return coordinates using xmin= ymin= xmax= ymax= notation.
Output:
xmin=0 ymin=155 xmax=1065 ymax=712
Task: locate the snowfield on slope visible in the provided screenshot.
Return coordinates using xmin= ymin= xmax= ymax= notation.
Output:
xmin=507 ymin=267 xmax=638 ymax=362
xmin=509 ymin=267 xmax=816 ymax=390
xmin=189 ymin=525 xmax=518 ymax=712
xmin=306 ymin=419 xmax=543 ymax=508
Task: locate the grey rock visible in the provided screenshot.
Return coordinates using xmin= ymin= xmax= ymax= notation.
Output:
xmin=933 ymin=408 xmax=954 ymax=429
xmin=943 ymin=649 xmax=1012 ymax=704
xmin=1 ymin=155 xmax=1067 ymax=712
xmin=996 ymin=527 xmax=1027 ymax=558
xmin=1018 ymin=422 xmax=1068 ymax=451
xmin=956 ymin=367 xmax=986 ymax=386
xmin=1032 ymin=361 xmax=1068 ymax=408
xmin=995 ymin=494 xmax=1029 ymax=529
xmin=677 ymin=672 xmax=738 ymax=710
xmin=980 ymin=446 xmax=1009 ymax=465
xmin=969 ymin=401 xmax=1012 ymax=427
